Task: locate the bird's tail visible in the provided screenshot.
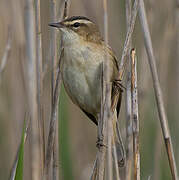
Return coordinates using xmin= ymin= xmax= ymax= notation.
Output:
xmin=112 ymin=113 xmax=126 ymax=167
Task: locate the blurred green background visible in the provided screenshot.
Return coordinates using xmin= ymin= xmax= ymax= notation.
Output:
xmin=0 ymin=0 xmax=178 ymax=179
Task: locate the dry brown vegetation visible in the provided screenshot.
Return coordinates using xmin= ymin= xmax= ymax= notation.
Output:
xmin=0 ymin=0 xmax=178 ymax=179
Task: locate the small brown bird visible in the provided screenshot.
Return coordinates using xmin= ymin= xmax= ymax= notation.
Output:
xmin=49 ymin=16 xmax=125 ymax=166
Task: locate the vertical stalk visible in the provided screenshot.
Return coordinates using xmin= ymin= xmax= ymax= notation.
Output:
xmin=125 ymin=0 xmax=133 ymax=179
xmin=91 ymin=0 xmax=115 ymax=179
xmin=49 ymin=0 xmax=59 ymax=179
xmin=103 ymin=1 xmax=113 ymax=180
xmin=35 ymin=0 xmax=45 ymax=176
xmin=44 ymin=1 xmax=69 ymax=179
xmin=44 ymin=52 xmax=63 ymax=179
xmin=50 ymin=0 xmax=57 ymax=105
xmin=117 ymin=0 xmax=139 ymax=80
xmin=53 ymin=131 xmax=59 ymax=180
xmin=131 ymin=49 xmax=140 ymax=180
xmin=138 ymin=1 xmax=178 ymax=179
xmin=91 ymin=0 xmax=140 ymax=179
xmin=24 ymin=0 xmax=40 ymax=179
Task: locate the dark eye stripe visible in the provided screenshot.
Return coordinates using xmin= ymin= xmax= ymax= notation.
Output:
xmin=73 ymin=22 xmax=80 ymax=27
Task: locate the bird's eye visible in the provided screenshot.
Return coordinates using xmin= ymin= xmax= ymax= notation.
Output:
xmin=73 ymin=22 xmax=80 ymax=28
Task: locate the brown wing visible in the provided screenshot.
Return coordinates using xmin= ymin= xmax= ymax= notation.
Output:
xmin=106 ymin=45 xmax=119 ymax=72
xmin=111 ymin=79 xmax=123 ymax=117
xmin=81 ymin=45 xmax=121 ymax=124
xmin=107 ymin=45 xmax=123 ymax=117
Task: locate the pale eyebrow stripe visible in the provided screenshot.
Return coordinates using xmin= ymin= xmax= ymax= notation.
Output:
xmin=65 ymin=19 xmax=92 ymax=26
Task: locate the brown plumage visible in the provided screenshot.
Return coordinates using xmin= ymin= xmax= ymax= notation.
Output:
xmin=49 ymin=16 xmax=125 ymax=166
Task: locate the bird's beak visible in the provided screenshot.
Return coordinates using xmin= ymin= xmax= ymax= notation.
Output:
xmin=48 ymin=22 xmax=64 ymax=28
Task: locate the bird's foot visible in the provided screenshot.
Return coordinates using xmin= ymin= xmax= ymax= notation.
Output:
xmin=113 ymin=79 xmax=126 ymax=91
xmin=96 ymin=138 xmax=107 ymax=149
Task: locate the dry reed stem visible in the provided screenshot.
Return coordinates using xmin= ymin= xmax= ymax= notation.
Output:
xmin=110 ymin=0 xmax=140 ymax=177
xmin=50 ymin=0 xmax=57 ymax=105
xmin=52 ymin=1 xmax=69 ymax=179
xmin=35 ymin=0 xmax=45 ymax=176
xmin=117 ymin=0 xmax=139 ymax=81
xmin=91 ymin=0 xmax=109 ymax=178
xmin=103 ymin=1 xmax=113 ymax=180
xmin=138 ymin=0 xmax=178 ymax=179
xmin=44 ymin=1 xmax=69 ymax=178
xmin=44 ymin=49 xmax=63 ymax=179
xmin=113 ymin=145 xmax=121 ymax=180
xmin=52 ymin=1 xmax=70 ymax=179
xmin=113 ymin=1 xmax=139 ymax=153
xmin=53 ymin=132 xmax=59 ymax=180
xmin=91 ymin=0 xmax=120 ymax=179
xmin=125 ymin=73 xmax=133 ymax=180
xmin=125 ymin=0 xmax=133 ymax=179
xmin=0 ymin=27 xmax=12 ymax=78
xmin=90 ymin=157 xmax=98 ymax=180
xmin=42 ymin=0 xmax=69 ymax=80
xmin=91 ymin=1 xmax=140 ymax=179
xmin=131 ymin=49 xmax=140 ymax=180
xmin=48 ymin=0 xmax=59 ymax=179
xmin=24 ymin=0 xmax=41 ymax=179
xmin=95 ymin=83 xmax=113 ymax=180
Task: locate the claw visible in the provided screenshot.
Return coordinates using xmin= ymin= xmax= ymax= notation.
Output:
xmin=114 ymin=79 xmax=126 ymax=91
xmin=96 ymin=138 xmax=107 ymax=149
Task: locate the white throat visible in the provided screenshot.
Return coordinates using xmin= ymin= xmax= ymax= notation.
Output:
xmin=60 ymin=28 xmax=81 ymax=46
